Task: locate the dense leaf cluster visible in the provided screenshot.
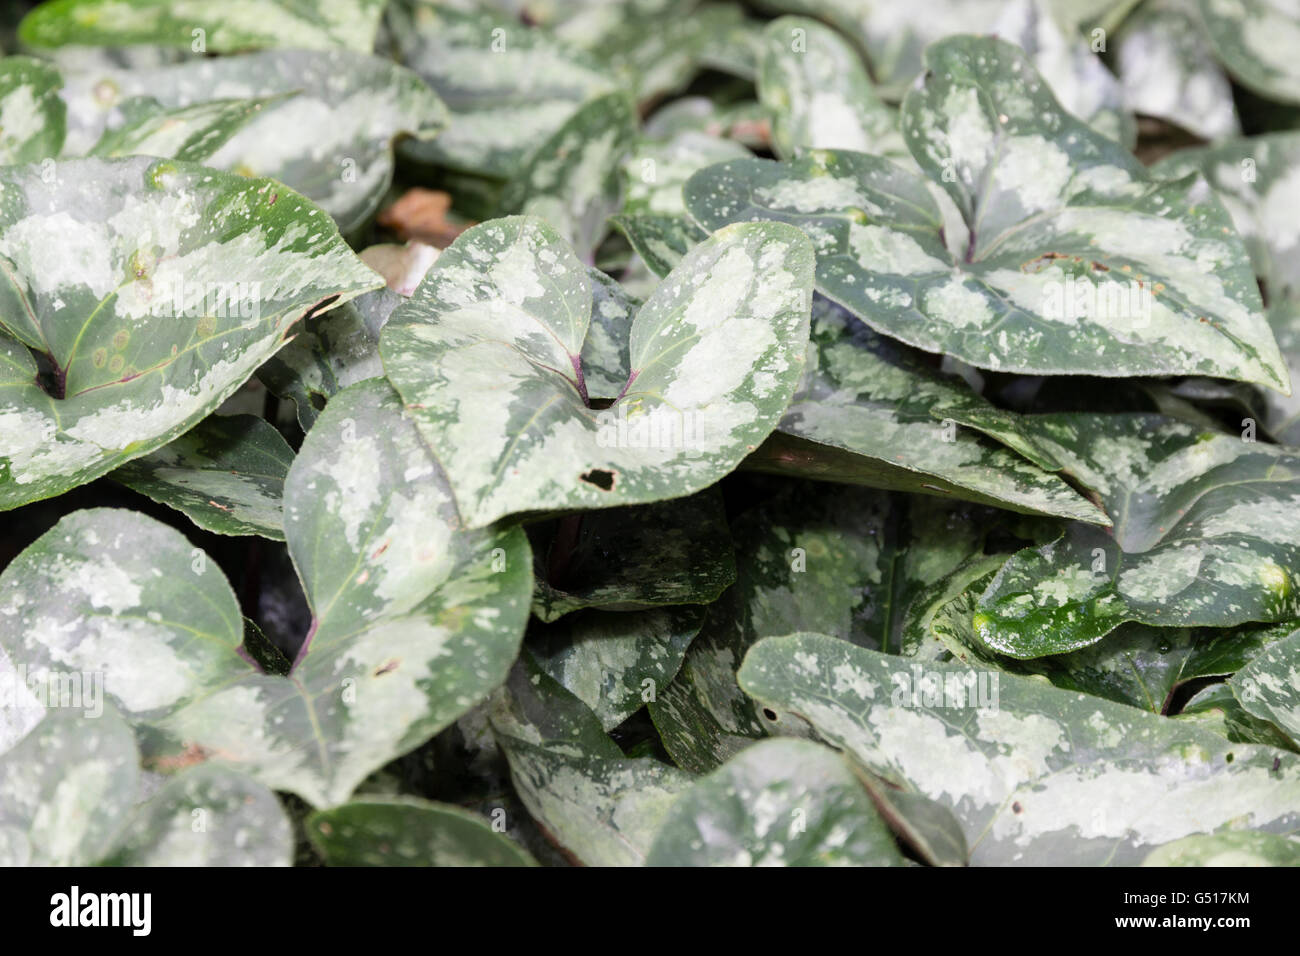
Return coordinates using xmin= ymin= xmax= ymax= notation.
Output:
xmin=2 ymin=0 xmax=1300 ymax=867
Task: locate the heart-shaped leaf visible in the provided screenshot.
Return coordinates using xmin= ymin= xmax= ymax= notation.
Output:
xmin=0 ymin=708 xmax=290 ymax=866
xmin=19 ymin=0 xmax=388 ymax=54
xmin=307 ymin=796 xmax=537 ymax=866
xmin=685 ymin=37 xmax=1289 ymax=390
xmin=111 ymin=412 xmax=293 ymax=539
xmin=61 ymin=50 xmax=447 ymax=233
xmin=0 ymin=55 xmax=65 ymax=164
xmin=757 ymin=16 xmax=903 ymax=159
xmin=644 ymin=737 xmax=905 ymax=866
xmin=972 ymin=413 xmax=1300 ymax=658
xmin=746 ymin=296 xmax=1111 ymax=523
xmin=0 ymin=156 xmax=380 ymax=511
xmin=0 ymin=379 xmax=532 ymax=806
xmin=1196 ymin=0 xmax=1300 ymax=105
xmin=529 ymin=606 xmax=705 ymax=730
xmin=381 ymin=215 xmax=815 ymax=528
xmin=738 ymin=632 xmax=1300 ymax=865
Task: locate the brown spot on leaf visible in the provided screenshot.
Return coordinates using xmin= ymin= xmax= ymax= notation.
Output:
xmin=149 ymin=742 xmax=213 ymax=771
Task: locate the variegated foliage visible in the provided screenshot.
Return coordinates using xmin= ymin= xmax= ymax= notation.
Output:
xmin=381 ymin=215 xmax=815 ymax=528
xmin=685 ymin=37 xmax=1288 ymax=390
xmin=739 ymin=632 xmax=1300 ymax=865
xmin=0 ymin=157 xmax=380 ymax=511
xmin=0 ymin=381 xmax=532 ymax=807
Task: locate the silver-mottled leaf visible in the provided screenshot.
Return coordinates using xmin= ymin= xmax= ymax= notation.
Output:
xmin=1232 ymin=627 xmax=1300 ymax=747
xmin=1197 ymin=0 xmax=1300 ymax=105
xmin=86 ymin=93 xmax=290 ymax=164
xmin=0 ymin=55 xmax=65 ymax=164
xmin=552 ymin=0 xmax=747 ymax=104
xmin=748 ymin=296 xmax=1111 ymax=523
xmin=0 ymin=708 xmax=291 ymax=866
xmin=738 ymin=632 xmax=1300 ymax=865
xmin=391 ymin=4 xmax=615 ymax=178
xmin=530 ymin=606 xmax=704 ymax=729
xmin=612 ymin=130 xmax=749 ymax=276
xmin=973 ymin=413 xmax=1300 ymax=657
xmin=500 ymin=90 xmax=636 ymax=260
xmin=19 ymin=0 xmax=387 ymax=53
xmin=103 ymin=764 xmax=293 ymax=866
xmin=0 ymin=708 xmax=137 ymax=865
xmin=1153 ymin=133 xmax=1300 ymax=299
xmin=757 ymin=16 xmax=903 ymax=159
xmin=1115 ymin=0 xmax=1239 ymax=140
xmin=0 ymin=156 xmax=380 ymax=511
xmin=1178 ymin=682 xmax=1300 ymax=752
xmin=489 ymin=657 xmax=691 ymax=865
xmin=753 ymin=0 xmax=1133 ymax=101
xmin=686 ymin=38 xmax=1288 ymax=389
xmin=991 ymin=0 xmax=1133 ymax=144
xmin=939 ymin=580 xmax=1296 ymax=713
xmin=62 ymin=51 xmax=446 ymax=233
xmin=1 ymin=380 xmax=533 ymax=807
xmin=1141 ymin=830 xmax=1300 ymax=866
xmin=645 ymin=738 xmax=905 ymax=866
xmin=112 ymin=413 xmax=293 ymax=539
xmin=381 ymin=215 xmax=815 ymax=528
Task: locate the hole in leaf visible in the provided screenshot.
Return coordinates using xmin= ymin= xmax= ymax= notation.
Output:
xmin=589 ymin=397 xmax=615 ymax=410
xmin=580 ymin=469 xmax=615 ymax=491
xmin=310 ymin=392 xmax=327 ymax=412
xmin=1225 ymin=752 xmax=1234 ymax=763
xmin=762 ymin=708 xmax=778 ymax=721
